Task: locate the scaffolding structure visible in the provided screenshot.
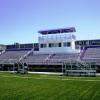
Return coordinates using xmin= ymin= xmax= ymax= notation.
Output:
xmin=63 ymin=60 xmax=96 ymax=76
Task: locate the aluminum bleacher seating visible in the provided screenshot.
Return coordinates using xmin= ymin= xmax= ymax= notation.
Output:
xmin=0 ymin=50 xmax=30 ymax=64
xmin=46 ymin=53 xmax=80 ymax=64
xmin=82 ymin=47 xmax=100 ymax=65
xmin=24 ymin=53 xmax=80 ymax=65
xmin=24 ymin=53 xmax=50 ymax=64
xmin=83 ymin=48 xmax=100 ymax=59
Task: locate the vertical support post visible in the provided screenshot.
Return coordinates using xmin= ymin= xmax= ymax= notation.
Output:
xmin=70 ymin=60 xmax=72 ymax=75
xmin=27 ymin=63 xmax=29 ymax=72
xmin=65 ymin=63 xmax=67 ymax=75
xmin=8 ymin=66 xmax=9 ymax=71
xmin=18 ymin=63 xmax=19 ymax=71
xmin=90 ymin=62 xmax=91 ymax=70
xmin=23 ymin=62 xmax=24 ymax=73
xmin=2 ymin=64 xmax=3 ymax=71
xmin=62 ymin=63 xmax=63 ymax=74
xmin=13 ymin=64 xmax=15 ymax=72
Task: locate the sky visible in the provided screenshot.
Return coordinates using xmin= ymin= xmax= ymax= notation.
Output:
xmin=0 ymin=0 xmax=100 ymax=44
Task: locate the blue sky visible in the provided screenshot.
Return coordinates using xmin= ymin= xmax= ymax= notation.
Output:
xmin=0 ymin=0 xmax=100 ymax=44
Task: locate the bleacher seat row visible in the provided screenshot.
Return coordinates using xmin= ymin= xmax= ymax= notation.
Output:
xmin=0 ymin=47 xmax=100 ymax=65
xmin=0 ymin=49 xmax=80 ymax=65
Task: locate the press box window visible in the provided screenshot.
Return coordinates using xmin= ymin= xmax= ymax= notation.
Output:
xmin=67 ymin=42 xmax=71 ymax=47
xmin=49 ymin=43 xmax=61 ymax=47
xmin=58 ymin=43 xmax=61 ymax=47
xmin=63 ymin=42 xmax=71 ymax=47
xmin=40 ymin=44 xmax=47 ymax=48
xmin=63 ymin=42 xmax=67 ymax=47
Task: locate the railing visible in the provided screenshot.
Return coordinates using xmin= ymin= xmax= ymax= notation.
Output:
xmin=19 ymin=48 xmax=34 ymax=62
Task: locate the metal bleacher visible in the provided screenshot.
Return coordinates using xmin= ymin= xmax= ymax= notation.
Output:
xmin=24 ymin=53 xmax=50 ymax=65
xmin=0 ymin=49 xmax=80 ymax=65
xmin=83 ymin=48 xmax=100 ymax=59
xmin=82 ymin=47 xmax=100 ymax=65
xmin=21 ymin=53 xmax=80 ymax=65
xmin=44 ymin=53 xmax=80 ymax=65
xmin=0 ymin=50 xmax=30 ymax=64
xmin=0 ymin=47 xmax=98 ymax=66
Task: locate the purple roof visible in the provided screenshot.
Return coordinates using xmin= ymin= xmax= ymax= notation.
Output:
xmin=38 ymin=27 xmax=76 ymax=35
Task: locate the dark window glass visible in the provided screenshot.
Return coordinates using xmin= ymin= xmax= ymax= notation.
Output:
xmin=67 ymin=42 xmax=71 ymax=47
xmin=63 ymin=42 xmax=71 ymax=47
xmin=6 ymin=44 xmax=19 ymax=49
xmin=59 ymin=43 xmax=61 ymax=47
xmin=40 ymin=44 xmax=47 ymax=48
xmin=34 ymin=43 xmax=39 ymax=51
xmin=63 ymin=42 xmax=67 ymax=47
xmin=49 ymin=43 xmax=51 ymax=47
xmin=49 ymin=43 xmax=61 ymax=47
xmin=20 ymin=44 xmax=33 ymax=48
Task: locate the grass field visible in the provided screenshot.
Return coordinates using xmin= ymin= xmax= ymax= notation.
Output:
xmin=0 ymin=72 xmax=100 ymax=100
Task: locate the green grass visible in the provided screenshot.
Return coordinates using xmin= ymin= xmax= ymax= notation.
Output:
xmin=0 ymin=72 xmax=100 ymax=100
